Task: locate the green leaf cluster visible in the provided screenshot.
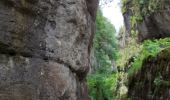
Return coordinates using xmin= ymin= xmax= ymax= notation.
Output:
xmin=87 ymin=73 xmax=117 ymax=100
xmin=87 ymin=9 xmax=118 ymax=100
xmin=94 ymin=9 xmax=118 ymax=73
xmin=128 ymin=38 xmax=170 ymax=76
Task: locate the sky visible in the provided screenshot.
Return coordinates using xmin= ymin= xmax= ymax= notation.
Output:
xmin=101 ymin=0 xmax=124 ymax=33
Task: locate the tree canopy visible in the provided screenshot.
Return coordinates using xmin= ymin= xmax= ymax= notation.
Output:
xmin=87 ymin=9 xmax=118 ymax=100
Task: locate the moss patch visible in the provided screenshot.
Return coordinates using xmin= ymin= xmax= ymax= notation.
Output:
xmin=128 ymin=38 xmax=170 ymax=76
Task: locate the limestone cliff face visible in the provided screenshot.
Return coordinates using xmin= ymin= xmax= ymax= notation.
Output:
xmin=128 ymin=48 xmax=170 ymax=99
xmin=121 ymin=0 xmax=170 ymax=99
xmin=137 ymin=10 xmax=170 ymax=41
xmin=123 ymin=0 xmax=170 ymax=42
xmin=0 ymin=0 xmax=98 ymax=100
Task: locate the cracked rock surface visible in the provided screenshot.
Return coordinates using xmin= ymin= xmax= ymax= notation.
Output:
xmin=0 ymin=0 xmax=99 ymax=99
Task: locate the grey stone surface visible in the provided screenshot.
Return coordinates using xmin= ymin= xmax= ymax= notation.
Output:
xmin=123 ymin=0 xmax=170 ymax=42
xmin=137 ymin=11 xmax=170 ymax=41
xmin=0 ymin=0 xmax=99 ymax=99
xmin=128 ymin=48 xmax=170 ymax=99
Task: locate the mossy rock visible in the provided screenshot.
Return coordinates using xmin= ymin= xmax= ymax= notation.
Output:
xmin=158 ymin=47 xmax=170 ymax=59
xmin=128 ymin=47 xmax=170 ymax=99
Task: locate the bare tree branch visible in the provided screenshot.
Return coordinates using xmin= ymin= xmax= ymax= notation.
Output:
xmin=99 ymin=0 xmax=114 ymax=6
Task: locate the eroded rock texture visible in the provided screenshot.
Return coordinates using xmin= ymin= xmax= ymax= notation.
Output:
xmin=123 ymin=0 xmax=170 ymax=42
xmin=128 ymin=48 xmax=170 ymax=100
xmin=0 ymin=0 xmax=99 ymax=99
xmin=137 ymin=11 xmax=170 ymax=41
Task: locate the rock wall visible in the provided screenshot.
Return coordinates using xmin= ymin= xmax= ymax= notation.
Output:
xmin=0 ymin=0 xmax=99 ymax=100
xmin=122 ymin=0 xmax=170 ymax=99
xmin=128 ymin=48 xmax=170 ymax=99
xmin=123 ymin=0 xmax=170 ymax=42
xmin=137 ymin=11 xmax=170 ymax=41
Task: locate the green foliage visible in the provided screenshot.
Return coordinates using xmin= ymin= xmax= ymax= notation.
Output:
xmin=116 ymin=37 xmax=170 ymax=99
xmin=94 ymin=9 xmax=118 ymax=73
xmin=116 ymin=37 xmax=141 ymax=69
xmin=128 ymin=38 xmax=170 ymax=76
xmin=121 ymin=0 xmax=165 ymax=36
xmin=87 ymin=73 xmax=117 ymax=100
xmin=87 ymin=9 xmax=118 ymax=100
xmin=118 ymin=1 xmax=170 ymax=99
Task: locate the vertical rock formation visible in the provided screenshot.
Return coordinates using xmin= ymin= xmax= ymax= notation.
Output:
xmin=121 ymin=0 xmax=170 ymax=99
xmin=123 ymin=0 xmax=170 ymax=42
xmin=0 ymin=0 xmax=98 ymax=100
xmin=128 ymin=48 xmax=170 ymax=99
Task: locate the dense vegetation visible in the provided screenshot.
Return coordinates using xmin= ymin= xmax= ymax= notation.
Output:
xmin=128 ymin=38 xmax=170 ymax=76
xmin=87 ymin=9 xmax=118 ymax=100
xmin=116 ymin=35 xmax=170 ymax=100
xmin=88 ymin=0 xmax=170 ymax=100
xmin=119 ymin=0 xmax=170 ymax=75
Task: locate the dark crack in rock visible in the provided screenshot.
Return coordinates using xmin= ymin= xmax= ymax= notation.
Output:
xmin=0 ymin=0 xmax=99 ymax=99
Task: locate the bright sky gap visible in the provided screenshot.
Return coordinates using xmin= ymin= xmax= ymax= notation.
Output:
xmin=101 ymin=0 xmax=124 ymax=33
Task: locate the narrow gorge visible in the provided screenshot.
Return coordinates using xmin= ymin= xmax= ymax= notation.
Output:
xmin=0 ymin=0 xmax=169 ymax=100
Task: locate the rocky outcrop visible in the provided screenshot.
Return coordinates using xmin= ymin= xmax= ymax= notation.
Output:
xmin=137 ymin=11 xmax=170 ymax=41
xmin=128 ymin=48 xmax=170 ymax=100
xmin=0 ymin=0 xmax=99 ymax=99
xmin=117 ymin=26 xmax=128 ymax=48
xmin=123 ymin=0 xmax=170 ymax=42
xmin=121 ymin=0 xmax=170 ymax=99
xmin=123 ymin=1 xmax=132 ymax=37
